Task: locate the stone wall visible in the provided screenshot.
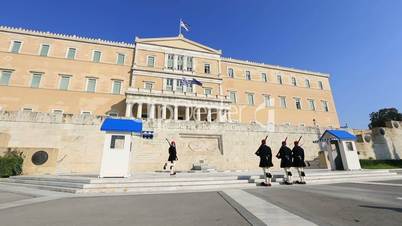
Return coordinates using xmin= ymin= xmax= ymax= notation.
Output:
xmin=0 ymin=111 xmax=329 ymax=175
xmin=353 ymin=121 xmax=402 ymax=160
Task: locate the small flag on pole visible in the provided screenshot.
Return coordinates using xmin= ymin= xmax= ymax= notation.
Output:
xmin=180 ymin=19 xmax=190 ymax=32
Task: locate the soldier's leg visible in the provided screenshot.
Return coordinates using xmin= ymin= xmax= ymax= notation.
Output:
xmin=286 ymin=168 xmax=293 ymax=183
xmin=283 ymin=168 xmax=288 ymax=182
xmin=170 ymin=161 xmax=176 ymax=175
xmin=299 ymin=167 xmax=306 ymax=183
xmin=266 ymin=167 xmax=272 ymax=184
xmin=163 ymin=162 xmax=168 ymax=170
xmin=262 ymin=167 xmax=268 ymax=184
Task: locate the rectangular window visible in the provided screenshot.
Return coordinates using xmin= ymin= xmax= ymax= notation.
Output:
xmin=308 ymin=99 xmax=316 ymax=111
xmin=11 ymin=41 xmax=22 ymax=53
xmin=318 ymin=81 xmax=324 ymax=90
xmin=346 ymin=141 xmax=354 ymax=151
xmin=261 ymin=73 xmax=267 ymax=82
xmin=86 ymin=78 xmax=97 ymax=92
xmin=264 ymin=95 xmax=272 ymax=107
xmin=117 ymin=53 xmax=125 ymax=65
xmin=247 ymin=93 xmax=255 ymax=105
xmin=228 ymin=68 xmax=234 ymax=78
xmin=40 ymin=44 xmax=50 ymax=56
xmin=204 ymin=64 xmax=210 ymax=74
xmin=279 ymin=96 xmax=287 ymax=108
xmin=294 ymin=97 xmax=302 ymax=110
xmin=167 ymin=54 xmax=174 ymax=69
xmin=291 ymin=77 xmax=297 ymax=86
xmin=321 ymin=100 xmax=329 ymax=112
xmin=166 ymin=78 xmax=173 ymax=91
xmin=0 ymin=71 xmax=12 ymax=86
xmin=277 ymin=75 xmax=283 ymax=85
xmin=108 ymin=111 xmax=119 ymax=117
xmin=30 ymin=73 xmax=42 ymax=88
xmin=147 ymin=56 xmax=155 ymax=67
xmin=93 ymin=51 xmax=101 ymax=63
xmin=176 ymin=79 xmax=183 ymax=92
xmin=187 ymin=57 xmax=193 ymax=71
xmin=110 ymin=135 xmax=125 ymax=149
xmin=52 ymin=109 xmax=63 ymax=114
xmin=204 ymin=88 xmax=212 ymax=95
xmin=144 ymin=82 xmax=153 ymax=90
xmin=112 ymin=80 xmax=122 ymax=94
xmin=177 ymin=55 xmax=184 ymax=70
xmin=229 ymin=91 xmax=237 ymax=103
xmin=186 ymin=84 xmax=193 ymax=93
xmin=59 ymin=75 xmax=71 ymax=90
xmin=22 ymin=108 xmax=33 ymax=112
xmin=245 ymin=71 xmax=251 ymax=80
xmin=66 ymin=48 xmax=76 ymax=59
xmin=81 ymin=111 xmax=91 ymax=116
xmin=305 ymin=79 xmax=311 ymax=88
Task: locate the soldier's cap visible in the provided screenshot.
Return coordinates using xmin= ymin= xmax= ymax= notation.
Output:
xmin=261 ymin=139 xmax=266 ymax=144
xmin=282 ymin=141 xmax=286 ymax=145
xmin=294 ymin=141 xmax=299 ymax=145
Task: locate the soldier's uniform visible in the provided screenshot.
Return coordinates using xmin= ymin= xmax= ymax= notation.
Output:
xmin=163 ymin=141 xmax=178 ymax=175
xmin=292 ymin=141 xmax=306 ymax=184
xmin=255 ymin=139 xmax=274 ymax=186
xmin=276 ymin=141 xmax=293 ymax=185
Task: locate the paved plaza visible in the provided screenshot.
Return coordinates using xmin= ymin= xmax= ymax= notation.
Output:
xmin=0 ymin=177 xmax=401 ymax=226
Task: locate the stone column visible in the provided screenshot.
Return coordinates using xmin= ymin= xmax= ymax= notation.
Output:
xmin=137 ymin=103 xmax=142 ymax=119
xmin=185 ymin=106 xmax=190 ymax=121
xmin=196 ymin=108 xmax=201 ymax=121
xmin=207 ymin=108 xmax=212 ymax=122
xmin=150 ymin=104 xmax=155 ymax=119
xmin=174 ymin=105 xmax=178 ymax=121
xmin=218 ymin=108 xmax=223 ymax=122
xmin=125 ymin=102 xmax=133 ymax=117
xmin=226 ymin=109 xmax=231 ymax=122
xmin=162 ymin=104 xmax=167 ymax=120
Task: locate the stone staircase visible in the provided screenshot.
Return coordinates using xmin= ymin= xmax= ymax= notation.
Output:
xmin=1 ymin=169 xmax=401 ymax=194
xmin=0 ymin=173 xmax=255 ymax=194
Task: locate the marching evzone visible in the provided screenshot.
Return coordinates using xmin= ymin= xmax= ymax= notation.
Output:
xmin=255 ymin=137 xmax=274 ymax=186
xmin=292 ymin=137 xmax=306 ymax=184
xmin=163 ymin=139 xmax=178 ymax=175
xmin=276 ymin=138 xmax=293 ymax=185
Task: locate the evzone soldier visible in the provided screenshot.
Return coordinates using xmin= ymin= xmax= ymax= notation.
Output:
xmin=292 ymin=137 xmax=306 ymax=184
xmin=255 ymin=136 xmax=273 ymax=186
xmin=276 ymin=138 xmax=293 ymax=185
xmin=163 ymin=139 xmax=178 ymax=175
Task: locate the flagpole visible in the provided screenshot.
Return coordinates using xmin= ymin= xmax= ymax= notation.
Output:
xmin=179 ymin=19 xmax=182 ymax=36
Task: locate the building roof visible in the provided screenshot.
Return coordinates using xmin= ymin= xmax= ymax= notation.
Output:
xmin=100 ymin=118 xmax=142 ymax=133
xmin=0 ymin=26 xmax=135 ymax=48
xmin=322 ymin=130 xmax=356 ymax=141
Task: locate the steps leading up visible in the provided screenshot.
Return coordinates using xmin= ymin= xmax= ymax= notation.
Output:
xmin=2 ymin=170 xmax=401 ymax=194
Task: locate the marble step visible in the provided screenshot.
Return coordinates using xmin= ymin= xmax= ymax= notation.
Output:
xmin=0 ymin=182 xmax=79 ymax=193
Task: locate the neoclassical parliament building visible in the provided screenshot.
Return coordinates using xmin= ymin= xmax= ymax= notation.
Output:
xmin=0 ymin=25 xmax=339 ymax=128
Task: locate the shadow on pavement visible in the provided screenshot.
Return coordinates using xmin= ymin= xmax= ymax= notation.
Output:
xmin=359 ymin=205 xmax=402 ymax=213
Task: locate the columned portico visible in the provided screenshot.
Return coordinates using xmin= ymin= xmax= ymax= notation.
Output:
xmin=125 ymin=88 xmax=231 ymax=122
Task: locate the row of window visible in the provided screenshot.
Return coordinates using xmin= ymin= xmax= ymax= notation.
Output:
xmin=0 ymin=70 xmax=123 ymax=94
xmin=9 ymin=40 xmax=126 ymax=65
xmin=147 ymin=54 xmax=213 ymax=74
xmin=228 ymin=91 xmax=330 ymax=112
xmin=227 ymin=68 xmax=324 ymax=89
xmin=18 ymin=108 xmax=119 ymax=117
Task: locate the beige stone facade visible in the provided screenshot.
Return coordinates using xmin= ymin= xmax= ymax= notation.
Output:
xmin=0 ymin=26 xmax=339 ymax=127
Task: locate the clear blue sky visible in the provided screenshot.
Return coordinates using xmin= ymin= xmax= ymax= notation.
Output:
xmin=2 ymin=0 xmax=401 ymax=129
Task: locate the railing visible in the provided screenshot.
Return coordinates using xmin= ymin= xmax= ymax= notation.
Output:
xmin=126 ymin=87 xmax=231 ymax=101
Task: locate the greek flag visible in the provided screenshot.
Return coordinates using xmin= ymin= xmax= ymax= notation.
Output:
xmin=180 ymin=19 xmax=190 ymax=32
xmin=181 ymin=77 xmax=191 ymax=87
xmin=191 ymin=78 xmax=202 ymax=86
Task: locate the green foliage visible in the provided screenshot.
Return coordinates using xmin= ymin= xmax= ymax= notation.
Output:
xmin=369 ymin=108 xmax=402 ymax=128
xmin=360 ymin=159 xmax=402 ymax=169
xmin=0 ymin=150 xmax=24 ymax=177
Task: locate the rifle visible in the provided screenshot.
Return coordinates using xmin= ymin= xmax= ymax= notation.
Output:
xmin=264 ymin=135 xmax=268 ymax=142
xmin=165 ymin=138 xmax=171 ymax=146
xmin=297 ymin=136 xmax=303 ymax=143
xmin=284 ymin=137 xmax=288 ymax=143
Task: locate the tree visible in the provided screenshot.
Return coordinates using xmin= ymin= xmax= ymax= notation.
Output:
xmin=369 ymin=108 xmax=402 ymax=128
